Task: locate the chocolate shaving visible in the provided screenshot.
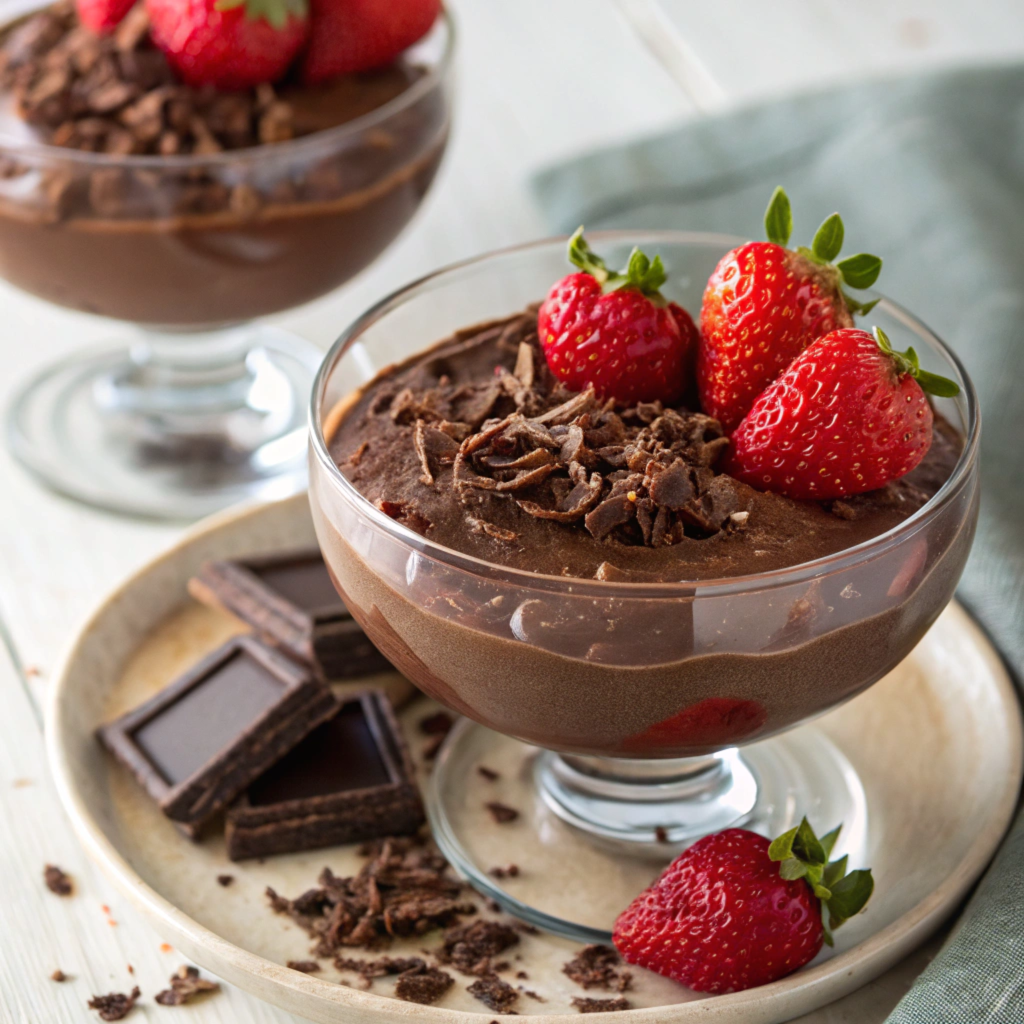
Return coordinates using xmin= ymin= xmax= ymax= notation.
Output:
xmin=436 ymin=920 xmax=520 ymax=976
xmin=87 ymin=987 xmax=140 ymax=1021
xmin=154 ymin=965 xmax=219 ymax=1006
xmin=467 ymin=973 xmax=519 ymax=1013
xmin=513 ymin=342 xmax=535 ymax=388
xmin=563 ymin=944 xmax=632 ymax=992
xmin=287 ymin=960 xmax=321 ymax=973
xmin=572 ymin=996 xmax=632 ymax=1013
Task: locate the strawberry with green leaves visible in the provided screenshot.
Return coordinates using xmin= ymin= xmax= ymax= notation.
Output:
xmin=725 ymin=326 xmax=960 ymax=500
xmin=147 ymin=0 xmax=309 ymax=91
xmin=613 ymin=818 xmax=873 ymax=994
xmin=699 ymin=187 xmax=883 ymax=432
xmin=538 ymin=229 xmax=699 ymax=406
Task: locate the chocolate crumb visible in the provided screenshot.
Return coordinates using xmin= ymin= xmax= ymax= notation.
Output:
xmin=335 ymin=955 xmax=424 ymax=980
xmin=516 ymin=970 xmax=528 ymax=980
xmin=348 ymin=441 xmax=369 ymax=466
xmin=572 ymin=996 xmax=632 ymax=1013
xmin=286 ymin=960 xmax=321 ymax=973
xmin=477 ymin=765 xmax=500 ymax=781
xmin=393 ymin=963 xmax=453 ymax=1005
xmin=563 ymin=944 xmax=632 ymax=992
xmin=87 ymin=987 xmax=140 ymax=1020
xmin=419 ymin=711 xmax=454 ymax=736
xmin=485 ymin=802 xmax=519 ymax=824
xmin=44 ymin=864 xmax=73 ymax=896
xmin=216 ymin=874 xmax=234 ymax=887
xmin=654 ymin=826 xmax=668 ymax=843
xmin=521 ymin=987 xmax=545 ymax=1001
xmin=488 ymin=864 xmax=520 ymax=879
xmin=467 ymin=973 xmax=519 ymax=1013
xmin=154 ymin=965 xmax=219 ymax=1006
xmin=51 ymin=969 xmax=67 ymax=982
xmin=436 ymin=919 xmax=520 ymax=976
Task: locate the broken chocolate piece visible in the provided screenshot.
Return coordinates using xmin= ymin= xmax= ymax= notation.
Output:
xmin=226 ymin=691 xmax=423 ymax=860
xmin=216 ymin=874 xmax=234 ymax=887
xmin=154 ymin=965 xmax=219 ymax=1006
xmin=44 ymin=864 xmax=72 ymax=896
xmin=287 ymin=960 xmax=321 ymax=973
xmin=436 ymin=919 xmax=520 ymax=976
xmin=563 ymin=944 xmax=632 ymax=992
xmin=188 ymin=551 xmax=391 ymax=681
xmin=394 ymin=963 xmax=453 ymax=1004
xmin=572 ymin=996 xmax=632 ymax=1013
xmin=467 ymin=973 xmax=519 ymax=1014
xmin=88 ymin=987 xmax=140 ymax=1021
xmin=98 ymin=635 xmax=337 ymax=829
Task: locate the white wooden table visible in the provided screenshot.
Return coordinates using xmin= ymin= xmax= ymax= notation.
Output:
xmin=1 ymin=1 xmax=1020 ymax=1020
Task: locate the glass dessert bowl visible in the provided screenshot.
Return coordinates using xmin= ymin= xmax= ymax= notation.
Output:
xmin=1 ymin=0 xmax=453 ymax=518
xmin=309 ymin=233 xmax=980 ymax=941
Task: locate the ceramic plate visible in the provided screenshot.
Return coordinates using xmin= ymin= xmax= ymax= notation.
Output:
xmin=48 ymin=494 xmax=1023 ymax=1023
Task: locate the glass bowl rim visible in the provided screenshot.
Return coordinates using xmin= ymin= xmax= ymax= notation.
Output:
xmin=0 ymin=3 xmax=454 ymax=170
xmin=309 ymin=230 xmax=981 ymax=599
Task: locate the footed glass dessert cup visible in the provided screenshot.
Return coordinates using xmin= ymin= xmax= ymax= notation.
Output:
xmin=2 ymin=0 xmax=452 ymax=518
xmin=309 ymin=234 xmax=980 ymax=941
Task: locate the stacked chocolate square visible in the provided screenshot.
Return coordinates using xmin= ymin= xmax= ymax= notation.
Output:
xmin=98 ymin=550 xmax=424 ymax=860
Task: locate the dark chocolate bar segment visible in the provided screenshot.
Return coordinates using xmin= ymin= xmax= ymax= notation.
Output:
xmin=225 ymin=690 xmax=424 ymax=861
xmin=188 ymin=550 xmax=392 ymax=680
xmin=98 ymin=635 xmax=338 ymax=829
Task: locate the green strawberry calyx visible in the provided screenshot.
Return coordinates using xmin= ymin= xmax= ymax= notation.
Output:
xmin=764 ymin=186 xmax=883 ymax=317
xmin=768 ymin=817 xmax=874 ymax=947
xmin=874 ymin=327 xmax=961 ymax=397
xmin=567 ymin=227 xmax=669 ymax=307
xmin=215 ymin=0 xmax=307 ymax=28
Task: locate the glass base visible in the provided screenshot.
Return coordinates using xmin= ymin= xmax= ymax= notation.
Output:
xmin=427 ymin=720 xmax=868 ymax=943
xmin=6 ymin=325 xmax=321 ymax=520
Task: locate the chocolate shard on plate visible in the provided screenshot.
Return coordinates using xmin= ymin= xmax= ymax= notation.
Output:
xmin=188 ymin=550 xmax=392 ymax=681
xmin=225 ymin=690 xmax=424 ymax=861
xmin=98 ymin=635 xmax=338 ymax=830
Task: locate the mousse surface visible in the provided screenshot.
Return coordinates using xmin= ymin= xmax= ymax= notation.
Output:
xmin=329 ymin=310 xmax=962 ymax=583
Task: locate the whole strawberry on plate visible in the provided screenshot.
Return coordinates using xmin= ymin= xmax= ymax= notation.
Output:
xmin=725 ymin=326 xmax=960 ymax=501
xmin=699 ymin=187 xmax=883 ymax=432
xmin=614 ymin=818 xmax=873 ymax=994
xmin=147 ymin=0 xmax=309 ymax=91
xmin=301 ymin=0 xmax=440 ymax=84
xmin=537 ymin=229 xmax=699 ymax=406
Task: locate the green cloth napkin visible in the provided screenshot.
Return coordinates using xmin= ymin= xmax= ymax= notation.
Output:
xmin=533 ymin=64 xmax=1024 ymax=1023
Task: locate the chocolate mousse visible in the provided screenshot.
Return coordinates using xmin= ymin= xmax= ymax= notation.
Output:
xmin=328 ymin=309 xmax=962 ymax=583
xmin=0 ymin=2 xmax=448 ymax=324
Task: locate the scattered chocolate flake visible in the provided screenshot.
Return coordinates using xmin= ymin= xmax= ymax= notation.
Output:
xmin=654 ymin=826 xmax=669 ymax=843
xmin=436 ymin=920 xmax=520 ymax=976
xmin=467 ymin=973 xmax=519 ymax=1013
xmin=572 ymin=996 xmax=632 ymax=1013
xmin=521 ymin=987 xmax=545 ymax=1001
xmin=51 ymin=969 xmax=67 ymax=982
xmin=348 ymin=442 xmax=369 ymax=466
xmin=216 ymin=874 xmax=234 ymax=887
xmin=335 ymin=954 xmax=425 ymax=986
xmin=477 ymin=765 xmax=500 ymax=781
xmin=563 ymin=945 xmax=632 ymax=992
xmin=419 ymin=711 xmax=454 ymax=736
xmin=44 ymin=864 xmax=72 ymax=896
xmin=154 ymin=966 xmax=219 ymax=1006
xmin=393 ymin=963 xmax=453 ymax=1005
xmin=485 ymin=802 xmax=519 ymax=824
xmin=516 ymin=970 xmax=528 ymax=979
xmin=87 ymin=987 xmax=140 ymax=1021
xmin=266 ymin=834 xmax=476 ymax=955
xmin=488 ymin=864 xmax=519 ymax=880
xmin=286 ymin=960 xmax=321 ymax=974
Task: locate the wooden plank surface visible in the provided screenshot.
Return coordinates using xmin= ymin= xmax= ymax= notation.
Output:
xmin=0 ymin=0 xmax=1011 ymax=1019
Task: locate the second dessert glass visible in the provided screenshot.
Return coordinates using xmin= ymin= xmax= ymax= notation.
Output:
xmin=309 ymin=234 xmax=980 ymax=941
xmin=2 ymin=0 xmax=453 ymax=518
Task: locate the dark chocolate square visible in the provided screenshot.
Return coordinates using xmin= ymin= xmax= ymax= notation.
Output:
xmin=98 ymin=635 xmax=338 ymax=829
xmin=188 ymin=550 xmax=392 ymax=680
xmin=225 ymin=690 xmax=424 ymax=861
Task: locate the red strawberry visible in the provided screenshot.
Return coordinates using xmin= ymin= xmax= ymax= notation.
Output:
xmin=147 ymin=0 xmax=309 ymax=91
xmin=301 ymin=0 xmax=440 ymax=84
xmin=724 ymin=327 xmax=960 ymax=501
xmin=699 ymin=187 xmax=884 ymax=432
xmin=614 ymin=819 xmax=873 ymax=994
xmin=621 ymin=697 xmax=766 ymax=754
xmin=537 ymin=230 xmax=699 ymax=406
xmin=77 ymin=0 xmax=135 ymax=33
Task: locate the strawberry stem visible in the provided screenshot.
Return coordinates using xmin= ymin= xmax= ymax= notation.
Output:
xmin=768 ymin=817 xmax=874 ymax=946
xmin=215 ymin=0 xmax=307 ymax=27
xmin=873 ymin=327 xmax=961 ymax=397
xmin=567 ymin=228 xmax=668 ymax=305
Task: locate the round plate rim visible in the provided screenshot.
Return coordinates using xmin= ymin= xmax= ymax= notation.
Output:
xmin=45 ymin=492 xmax=1024 ymax=1024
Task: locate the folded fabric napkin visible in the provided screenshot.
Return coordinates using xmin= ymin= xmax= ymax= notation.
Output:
xmin=533 ymin=64 xmax=1024 ymax=1024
